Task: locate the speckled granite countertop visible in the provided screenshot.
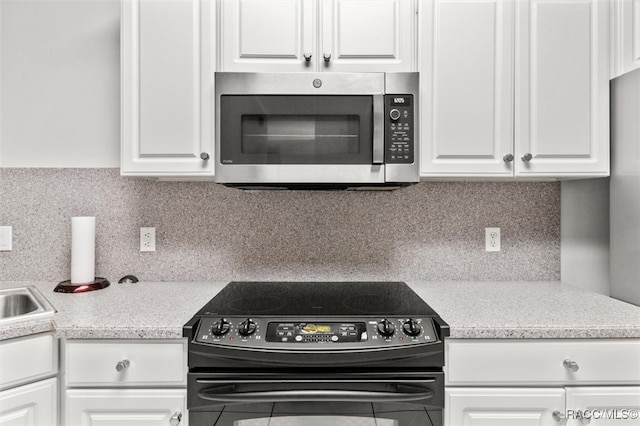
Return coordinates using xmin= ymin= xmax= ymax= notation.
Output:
xmin=1 ymin=281 xmax=639 ymax=340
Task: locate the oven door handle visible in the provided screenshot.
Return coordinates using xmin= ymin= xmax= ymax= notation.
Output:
xmin=197 ymin=385 xmax=434 ymax=403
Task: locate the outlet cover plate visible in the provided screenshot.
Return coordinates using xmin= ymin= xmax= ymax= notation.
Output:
xmin=0 ymin=226 xmax=12 ymax=251
xmin=140 ymin=227 xmax=156 ymax=252
xmin=485 ymin=227 xmax=500 ymax=252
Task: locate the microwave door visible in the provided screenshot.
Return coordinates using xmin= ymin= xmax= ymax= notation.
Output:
xmin=216 ymin=95 xmax=384 ymax=184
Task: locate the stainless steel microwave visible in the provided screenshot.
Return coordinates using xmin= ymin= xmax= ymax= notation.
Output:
xmin=214 ymin=72 xmax=419 ymax=190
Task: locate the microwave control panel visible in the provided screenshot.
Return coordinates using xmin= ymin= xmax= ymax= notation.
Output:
xmin=385 ymin=95 xmax=414 ymax=164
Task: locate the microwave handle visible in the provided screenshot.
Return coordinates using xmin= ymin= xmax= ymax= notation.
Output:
xmin=373 ymin=95 xmax=385 ymax=164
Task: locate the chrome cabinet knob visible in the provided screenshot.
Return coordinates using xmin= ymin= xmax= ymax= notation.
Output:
xmin=521 ymin=153 xmax=533 ymax=162
xmin=200 ymin=152 xmax=210 ymax=161
xmin=323 ymin=52 xmax=332 ymax=62
xmin=115 ymin=359 xmax=130 ymax=372
xmin=503 ymin=154 xmax=514 ymax=162
xmin=552 ymin=411 xmax=567 ymax=424
xmin=169 ymin=411 xmax=183 ymax=426
xmin=303 ymin=52 xmax=312 ymax=62
xmin=563 ymin=358 xmax=579 ymax=372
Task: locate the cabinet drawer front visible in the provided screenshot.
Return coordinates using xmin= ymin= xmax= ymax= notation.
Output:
xmin=0 ymin=333 xmax=57 ymax=390
xmin=446 ymin=339 xmax=640 ymax=385
xmin=65 ymin=339 xmax=186 ymax=387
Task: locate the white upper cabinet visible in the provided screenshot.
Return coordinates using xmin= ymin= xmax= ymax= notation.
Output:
xmin=121 ymin=0 xmax=215 ymax=177
xmin=319 ymin=0 xmax=417 ymax=72
xmin=611 ymin=0 xmax=640 ymax=78
xmin=515 ymin=0 xmax=609 ymax=177
xmin=220 ymin=0 xmax=316 ymax=72
xmin=420 ymin=0 xmax=609 ymax=178
xmin=220 ymin=0 xmax=417 ymax=72
xmin=420 ymin=0 xmax=515 ymax=176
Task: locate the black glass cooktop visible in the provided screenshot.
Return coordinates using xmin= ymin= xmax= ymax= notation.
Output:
xmin=195 ymin=281 xmax=439 ymax=317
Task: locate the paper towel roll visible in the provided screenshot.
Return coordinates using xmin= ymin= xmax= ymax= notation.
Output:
xmin=71 ymin=216 xmax=96 ymax=284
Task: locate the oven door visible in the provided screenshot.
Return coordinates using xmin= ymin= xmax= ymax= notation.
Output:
xmin=188 ymin=371 xmax=443 ymax=426
xmin=215 ymin=94 xmax=385 ymax=184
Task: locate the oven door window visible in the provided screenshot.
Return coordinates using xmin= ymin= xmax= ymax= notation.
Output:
xmin=220 ymin=95 xmax=373 ymax=165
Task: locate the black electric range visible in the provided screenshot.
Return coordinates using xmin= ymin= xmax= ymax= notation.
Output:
xmin=183 ymin=281 xmax=449 ymax=426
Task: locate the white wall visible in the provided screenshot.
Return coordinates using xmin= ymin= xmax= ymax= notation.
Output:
xmin=0 ymin=0 xmax=120 ymax=167
xmin=561 ymin=178 xmax=610 ymax=295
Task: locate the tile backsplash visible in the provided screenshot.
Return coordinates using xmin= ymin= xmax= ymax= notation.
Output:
xmin=0 ymin=168 xmax=560 ymax=282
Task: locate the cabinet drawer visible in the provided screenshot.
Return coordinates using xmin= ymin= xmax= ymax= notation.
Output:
xmin=0 ymin=333 xmax=57 ymax=390
xmin=446 ymin=339 xmax=640 ymax=385
xmin=64 ymin=339 xmax=186 ymax=387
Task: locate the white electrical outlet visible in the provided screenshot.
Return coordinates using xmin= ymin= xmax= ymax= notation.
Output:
xmin=0 ymin=226 xmax=12 ymax=251
xmin=485 ymin=227 xmax=500 ymax=252
xmin=140 ymin=227 xmax=156 ymax=252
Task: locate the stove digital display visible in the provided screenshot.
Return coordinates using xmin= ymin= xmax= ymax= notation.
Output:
xmin=300 ymin=324 xmax=332 ymax=334
xmin=266 ymin=322 xmax=367 ymax=343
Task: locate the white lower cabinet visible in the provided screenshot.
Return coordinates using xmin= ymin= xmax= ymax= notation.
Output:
xmin=445 ymin=339 xmax=640 ymax=426
xmin=62 ymin=339 xmax=188 ymax=426
xmin=0 ymin=333 xmax=58 ymax=426
xmin=565 ymin=387 xmax=640 ymax=425
xmin=66 ymin=389 xmax=187 ymax=426
xmin=0 ymin=378 xmax=58 ymax=426
xmin=446 ymin=388 xmax=565 ymax=426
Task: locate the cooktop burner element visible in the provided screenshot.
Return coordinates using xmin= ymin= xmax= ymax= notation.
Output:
xmin=194 ymin=281 xmax=439 ymax=317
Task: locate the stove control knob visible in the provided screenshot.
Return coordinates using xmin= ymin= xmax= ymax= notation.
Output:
xmin=402 ymin=319 xmax=422 ymax=337
xmin=211 ymin=319 xmax=230 ymax=336
xmin=238 ymin=319 xmax=257 ymax=336
xmin=377 ymin=319 xmax=396 ymax=337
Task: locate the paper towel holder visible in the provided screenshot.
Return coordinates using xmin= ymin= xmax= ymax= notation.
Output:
xmin=54 ymin=277 xmax=110 ymax=293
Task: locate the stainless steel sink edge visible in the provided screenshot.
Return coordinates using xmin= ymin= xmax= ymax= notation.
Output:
xmin=0 ymin=286 xmax=57 ymax=325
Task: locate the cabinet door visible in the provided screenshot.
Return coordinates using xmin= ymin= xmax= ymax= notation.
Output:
xmin=611 ymin=0 xmax=640 ymax=78
xmin=0 ymin=378 xmax=57 ymax=426
xmin=121 ymin=0 xmax=215 ymax=177
xmin=220 ymin=0 xmax=316 ymax=72
xmin=515 ymin=0 xmax=609 ymax=177
xmin=446 ymin=388 xmax=565 ymax=426
xmin=319 ymin=0 xmax=416 ymax=72
xmin=420 ymin=0 xmax=514 ymax=177
xmin=66 ymin=389 xmax=187 ymax=426
xmin=565 ymin=387 xmax=640 ymax=425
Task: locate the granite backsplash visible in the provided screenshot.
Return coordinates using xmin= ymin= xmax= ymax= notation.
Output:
xmin=0 ymin=168 xmax=560 ymax=282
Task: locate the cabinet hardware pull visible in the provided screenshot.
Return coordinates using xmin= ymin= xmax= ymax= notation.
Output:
xmin=323 ymin=53 xmax=332 ymax=62
xmin=303 ymin=52 xmax=312 ymax=62
xmin=552 ymin=410 xmax=567 ymax=424
xmin=503 ymin=154 xmax=514 ymax=162
xmin=115 ymin=359 xmax=130 ymax=372
xmin=200 ymin=152 xmax=210 ymax=161
xmin=521 ymin=153 xmax=533 ymax=162
xmin=563 ymin=358 xmax=579 ymax=372
xmin=170 ymin=411 xmax=183 ymax=425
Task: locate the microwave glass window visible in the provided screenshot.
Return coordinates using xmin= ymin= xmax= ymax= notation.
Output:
xmin=220 ymin=95 xmax=373 ymax=165
xmin=241 ymin=115 xmax=360 ymax=159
